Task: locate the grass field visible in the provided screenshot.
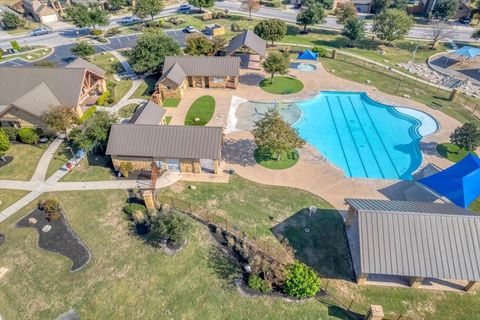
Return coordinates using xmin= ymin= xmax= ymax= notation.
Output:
xmin=130 ymin=75 xmax=157 ymax=100
xmin=259 ymin=76 xmax=304 ymax=95
xmin=0 ymin=143 xmax=48 ymax=181
xmin=163 ymin=98 xmax=181 ymax=108
xmin=118 ymin=103 xmax=138 ymax=118
xmin=0 ymin=189 xmax=28 ymax=212
xmin=60 ymin=155 xmax=114 ymax=182
xmin=92 ymin=52 xmax=124 ymax=74
xmin=45 ymin=143 xmax=70 ymax=180
xmin=254 ymin=149 xmax=299 ymax=170
xmin=184 ymin=95 xmax=215 ymax=126
xmin=436 ymin=143 xmax=478 ymax=162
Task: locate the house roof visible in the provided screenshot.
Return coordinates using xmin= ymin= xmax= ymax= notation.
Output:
xmin=226 ymin=30 xmax=266 ymax=57
xmin=106 ymin=124 xmax=223 ymax=160
xmin=157 ymin=63 xmax=187 ymax=86
xmin=129 ymin=101 xmax=166 ymax=125
xmin=66 ymin=57 xmax=106 ymax=77
xmin=0 ymin=59 xmax=105 ymax=117
xmin=347 ymin=198 xmax=480 ymax=281
xmin=158 ymin=56 xmax=240 ymax=85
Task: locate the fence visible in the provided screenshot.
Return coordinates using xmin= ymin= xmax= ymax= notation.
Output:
xmin=156 ymin=195 xmax=419 ymax=320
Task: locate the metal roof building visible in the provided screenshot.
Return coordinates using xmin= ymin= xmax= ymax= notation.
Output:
xmin=226 ymin=30 xmax=266 ymax=57
xmin=129 ymin=101 xmax=166 ymax=125
xmin=345 ymin=198 xmax=480 ymax=292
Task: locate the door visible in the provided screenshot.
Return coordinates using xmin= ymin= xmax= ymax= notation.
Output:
xmin=200 ymin=159 xmax=215 ymax=173
xmin=204 ymin=77 xmax=210 ymax=88
xmin=188 ymin=76 xmax=193 ymax=87
xmin=166 ymin=159 xmax=180 ymax=172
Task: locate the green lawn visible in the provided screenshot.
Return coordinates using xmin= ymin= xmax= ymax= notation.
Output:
xmin=91 ymin=52 xmax=124 ymax=75
xmin=163 ymin=98 xmax=181 ymax=108
xmin=184 ymin=95 xmax=215 ymax=126
xmin=130 ymin=75 xmax=158 ymax=100
xmin=259 ymin=76 xmax=304 ymax=95
xmin=1 ymin=47 xmax=52 ymax=62
xmin=165 ymin=116 xmax=172 ymax=124
xmin=118 ymin=103 xmax=139 ymax=118
xmin=321 ymin=58 xmax=480 ymax=125
xmin=60 ymin=155 xmax=114 ymax=182
xmin=0 ymin=189 xmax=28 ymax=212
xmin=112 ymin=79 xmax=133 ymax=104
xmin=436 ymin=143 xmax=478 ymax=162
xmin=0 ymin=143 xmax=48 ymax=181
xmin=45 ymin=143 xmax=71 ymax=180
xmin=254 ymin=149 xmax=299 ymax=170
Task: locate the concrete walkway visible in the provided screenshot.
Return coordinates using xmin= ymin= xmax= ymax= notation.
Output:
xmin=30 ymin=137 xmax=64 ymax=183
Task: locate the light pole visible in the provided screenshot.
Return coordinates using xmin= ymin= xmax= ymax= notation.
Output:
xmin=412 ymin=42 xmax=420 ymax=62
xmin=66 ymin=146 xmax=77 ymax=165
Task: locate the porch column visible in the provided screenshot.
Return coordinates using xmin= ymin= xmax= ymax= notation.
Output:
xmin=409 ymin=276 xmax=424 ymax=288
xmin=356 ymin=273 xmax=367 ymax=285
xmin=345 ymin=206 xmax=356 ymax=228
xmin=366 ymin=305 xmax=384 ymax=320
xmin=465 ymin=280 xmax=480 ymax=293
xmin=213 ymin=160 xmax=219 ymax=174
xmin=99 ymin=79 xmax=107 ymax=93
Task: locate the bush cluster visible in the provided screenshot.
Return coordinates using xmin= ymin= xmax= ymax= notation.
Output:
xmin=231 ymin=23 xmax=242 ymax=32
xmin=124 ymin=203 xmax=147 ymax=216
xmin=211 ymin=11 xmax=226 ymax=19
xmin=90 ymin=29 xmax=103 ymax=36
xmin=312 ymin=46 xmax=327 ymax=58
xmin=18 ymin=128 xmax=39 ymax=144
xmin=2 ymin=127 xmax=19 ymax=141
xmin=119 ymin=162 xmax=133 ymax=177
xmin=261 ymin=0 xmax=281 ymax=7
xmin=248 ymin=275 xmax=272 ymax=293
xmin=97 ymin=90 xmax=113 ymax=106
xmin=283 ymin=262 xmax=321 ymax=298
xmin=39 ymin=198 xmax=62 ymax=221
xmin=106 ymin=27 xmax=121 ymax=37
xmin=79 ymin=106 xmax=97 ymax=124
xmin=166 ymin=17 xmax=184 ymax=26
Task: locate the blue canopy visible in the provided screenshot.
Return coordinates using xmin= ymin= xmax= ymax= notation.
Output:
xmin=420 ymin=154 xmax=480 ymax=208
xmin=297 ymin=49 xmax=318 ymax=61
xmin=452 ymin=46 xmax=480 ymax=59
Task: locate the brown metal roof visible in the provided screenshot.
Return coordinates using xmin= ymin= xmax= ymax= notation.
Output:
xmin=66 ymin=57 xmax=106 ymax=77
xmin=226 ymin=30 xmax=266 ymax=57
xmin=157 ymin=63 xmax=186 ymax=86
xmin=129 ymin=101 xmax=166 ymax=125
xmin=12 ymin=82 xmax=61 ymax=117
xmin=160 ymin=56 xmax=240 ymax=80
xmin=106 ymin=124 xmax=223 ymax=159
xmin=347 ymin=198 xmax=480 ymax=281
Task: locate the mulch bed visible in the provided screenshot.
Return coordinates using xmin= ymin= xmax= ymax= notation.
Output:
xmin=0 ymin=156 xmax=13 ymax=168
xmin=16 ymin=209 xmax=91 ymax=272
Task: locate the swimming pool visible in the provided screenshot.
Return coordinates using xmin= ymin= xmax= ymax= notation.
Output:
xmin=294 ymin=92 xmax=437 ymax=180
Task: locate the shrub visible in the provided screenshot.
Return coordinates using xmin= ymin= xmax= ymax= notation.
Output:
xmin=146 ymin=20 xmax=163 ymax=28
xmin=33 ymin=60 xmax=56 ymax=67
xmin=248 ymin=274 xmax=272 ymax=293
xmin=167 ymin=17 xmax=184 ymax=25
xmin=79 ymin=106 xmax=97 ymax=124
xmin=283 ymin=262 xmax=321 ymax=298
xmin=160 ymin=21 xmax=174 ymax=29
xmin=90 ymin=29 xmax=103 ymax=36
xmin=149 ymin=211 xmax=192 ymax=246
xmin=202 ymin=12 xmax=213 ymax=21
xmin=124 ymin=203 xmax=147 ymax=216
xmin=2 ymin=127 xmax=19 ymax=141
xmin=39 ymin=198 xmax=62 ymax=220
xmin=312 ymin=46 xmax=327 ymax=57
xmin=97 ymin=90 xmax=112 ymax=106
xmin=18 ymin=128 xmax=39 ymax=144
xmin=106 ymin=27 xmax=121 ymax=37
xmin=231 ymin=23 xmax=241 ymax=32
xmin=212 ymin=11 xmax=226 ymax=19
xmin=119 ymin=161 xmax=133 ymax=177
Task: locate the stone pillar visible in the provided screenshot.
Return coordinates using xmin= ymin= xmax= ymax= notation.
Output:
xmin=99 ymin=79 xmax=107 ymax=93
xmin=331 ymin=49 xmax=337 ymax=60
xmin=464 ymin=280 xmax=480 ymax=293
xmin=357 ymin=273 xmax=367 ymax=285
xmin=409 ymin=276 xmax=424 ymax=288
xmin=213 ymin=160 xmax=219 ymax=174
xmin=193 ymin=160 xmax=201 ymax=173
xmin=366 ymin=305 xmax=384 ymax=320
xmin=345 ymin=206 xmax=356 ymax=228
xmin=142 ymin=190 xmax=155 ymax=209
xmin=449 ymin=88 xmax=460 ymax=102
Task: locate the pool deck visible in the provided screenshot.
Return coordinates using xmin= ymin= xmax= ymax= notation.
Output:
xmin=168 ymin=63 xmax=461 ymax=209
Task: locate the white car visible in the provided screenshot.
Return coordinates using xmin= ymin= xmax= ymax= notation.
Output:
xmin=120 ymin=16 xmax=140 ymax=24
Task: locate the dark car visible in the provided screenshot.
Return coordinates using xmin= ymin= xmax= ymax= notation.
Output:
xmin=178 ymin=4 xmax=191 ymax=12
xmin=459 ymin=16 xmax=471 ymax=24
xmin=293 ymin=2 xmax=302 ymax=9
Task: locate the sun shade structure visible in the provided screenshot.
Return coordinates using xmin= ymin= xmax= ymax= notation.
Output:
xmin=226 ymin=30 xmax=267 ymax=57
xmin=451 ymin=46 xmax=480 ymax=59
xmin=345 ymin=198 xmax=480 ymax=287
xmin=419 ymin=154 xmax=480 ymax=208
xmin=297 ymin=49 xmax=318 ymax=61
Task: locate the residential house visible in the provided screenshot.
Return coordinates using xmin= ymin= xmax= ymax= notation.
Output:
xmin=411 ymin=0 xmax=470 ymax=18
xmin=22 ymin=0 xmax=58 ymax=23
xmin=152 ymin=56 xmax=240 ymax=105
xmin=345 ymin=198 xmax=480 ymax=292
xmin=225 ymin=30 xmax=266 ymax=69
xmin=106 ymin=125 xmax=224 ymax=175
xmin=0 ymin=58 xmax=106 ymax=132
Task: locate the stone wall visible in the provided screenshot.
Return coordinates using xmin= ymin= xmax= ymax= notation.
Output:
xmin=112 ymin=156 xmax=210 ymax=174
xmin=0 ymin=107 xmax=51 ymax=133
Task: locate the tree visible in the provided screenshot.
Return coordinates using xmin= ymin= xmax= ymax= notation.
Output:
xmin=430 ymin=24 xmax=453 ymax=49
xmin=134 ymin=0 xmax=163 ymax=21
xmin=432 ymin=0 xmax=458 ymax=21
xmin=371 ymin=0 xmax=391 ymax=13
xmin=283 ymin=262 xmax=321 ymax=298
xmin=129 ymin=30 xmax=181 ymax=73
xmin=334 ymin=2 xmax=357 ymax=25
xmin=184 ymin=34 xmax=214 ymax=56
xmin=41 ymin=106 xmax=79 ymax=137
xmin=390 ymin=0 xmax=409 ymax=10
xmin=149 ymin=211 xmax=192 ymax=247
xmin=188 ymin=0 xmax=215 ymax=13
xmin=67 ymin=5 xmax=109 ymax=31
xmin=241 ymin=0 xmax=260 ymax=20
xmin=212 ymin=36 xmax=227 ymax=55
xmin=252 ymin=108 xmax=305 ymax=161
xmin=1 ymin=12 xmax=25 ymax=30
xmin=372 ymin=9 xmax=413 ymax=45
xmin=254 ymin=19 xmax=287 ymax=46
xmin=296 ymin=4 xmax=325 ymax=34
xmin=71 ymin=41 xmax=95 ymax=57
xmin=107 ymin=0 xmax=128 ymax=10
xmin=10 ymin=40 xmax=21 ymax=51
xmin=0 ymin=129 xmax=10 ymax=161
xmin=341 ymin=17 xmax=365 ymax=47
xmin=305 ymin=0 xmax=333 ymax=9
xmin=450 ymin=123 xmax=480 ymax=152
xmin=262 ymin=51 xmax=289 ymax=84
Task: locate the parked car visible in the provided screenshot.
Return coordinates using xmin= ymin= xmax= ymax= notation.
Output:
xmin=459 ymin=16 xmax=471 ymax=24
xmin=178 ymin=4 xmax=191 ymax=12
xmin=183 ymin=25 xmax=195 ymax=33
xmin=32 ymin=27 xmax=49 ymax=36
xmin=293 ymin=2 xmax=302 ymax=9
xmin=120 ymin=16 xmax=140 ymax=24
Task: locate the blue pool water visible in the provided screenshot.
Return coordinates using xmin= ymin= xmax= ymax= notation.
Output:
xmin=295 ymin=92 xmax=436 ymax=180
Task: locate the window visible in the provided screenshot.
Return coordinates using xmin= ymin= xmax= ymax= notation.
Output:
xmin=166 ymin=85 xmax=172 ymax=90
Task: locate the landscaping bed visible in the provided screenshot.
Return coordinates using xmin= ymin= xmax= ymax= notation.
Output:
xmin=16 ymin=207 xmax=91 ymax=272
xmin=185 ymin=95 xmax=215 ymax=126
xmin=259 ymin=76 xmax=304 ymax=95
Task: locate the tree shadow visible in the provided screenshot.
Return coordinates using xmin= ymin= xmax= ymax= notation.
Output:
xmin=222 ymin=138 xmax=257 ymax=167
xmin=271 ymin=208 xmax=355 ymax=281
xmin=206 ymin=246 xmax=242 ymax=287
xmin=239 ymin=72 xmax=264 ymax=86
xmin=327 ymin=305 xmax=364 ymax=320
xmin=420 ymin=141 xmax=441 ymax=156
